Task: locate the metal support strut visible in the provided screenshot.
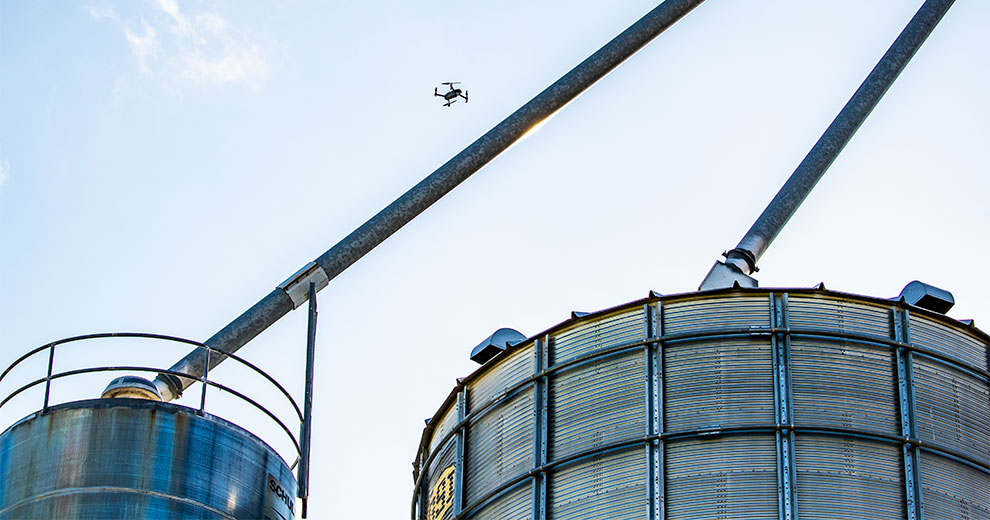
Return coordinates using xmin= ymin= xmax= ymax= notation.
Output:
xmin=700 ymin=0 xmax=955 ymax=290
xmin=298 ymin=282 xmax=318 ymax=518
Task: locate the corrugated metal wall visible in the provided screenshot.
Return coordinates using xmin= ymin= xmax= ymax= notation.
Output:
xmin=468 ymin=343 xmax=534 ymax=412
xmin=664 ymin=340 xmax=774 ymax=431
xmin=549 ymin=447 xmax=646 ymax=520
xmin=549 ymin=352 xmax=645 ymax=461
xmin=549 ymin=308 xmax=644 ymax=365
xmin=470 ymin=482 xmax=531 ymax=520
xmin=794 ymin=436 xmax=905 ymax=519
xmin=465 ymin=389 xmax=534 ymax=507
xmin=665 ymin=435 xmax=778 ymax=519
xmin=790 ymin=340 xmax=898 ymax=434
xmin=920 ymin=452 xmax=990 ymax=520
xmin=913 ymin=356 xmax=990 ymax=464
xmin=413 ymin=289 xmax=990 ymax=520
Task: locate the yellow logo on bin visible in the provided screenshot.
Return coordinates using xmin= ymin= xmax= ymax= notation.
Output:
xmin=428 ymin=465 xmax=455 ymax=520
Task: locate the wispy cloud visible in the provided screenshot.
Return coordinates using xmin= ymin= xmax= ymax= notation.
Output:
xmin=83 ymin=4 xmax=118 ymax=22
xmin=87 ymin=1 xmax=271 ymax=90
xmin=179 ymin=45 xmax=269 ymax=89
xmin=0 ymin=160 xmax=9 ymax=190
xmin=154 ymin=0 xmax=194 ymax=37
xmin=124 ymin=20 xmax=159 ymax=74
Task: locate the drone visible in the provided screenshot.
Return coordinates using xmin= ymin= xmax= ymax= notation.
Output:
xmin=435 ymin=82 xmax=468 ymax=107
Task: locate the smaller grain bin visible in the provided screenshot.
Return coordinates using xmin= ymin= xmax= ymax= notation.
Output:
xmin=411 ymin=287 xmax=990 ymax=520
xmin=0 ymin=334 xmax=303 ymax=520
xmin=0 ymin=399 xmax=297 ymax=519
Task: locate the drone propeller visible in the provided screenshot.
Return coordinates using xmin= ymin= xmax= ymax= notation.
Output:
xmin=441 ymin=82 xmax=460 ymax=86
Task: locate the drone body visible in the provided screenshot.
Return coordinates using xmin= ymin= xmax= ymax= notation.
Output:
xmin=435 ymin=82 xmax=468 ymax=107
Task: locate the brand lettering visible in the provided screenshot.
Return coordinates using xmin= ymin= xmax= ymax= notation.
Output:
xmin=428 ymin=466 xmax=455 ymax=520
xmin=269 ymin=476 xmax=295 ymax=514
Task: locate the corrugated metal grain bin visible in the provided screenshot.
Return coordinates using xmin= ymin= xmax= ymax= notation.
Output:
xmin=411 ymin=288 xmax=990 ymax=520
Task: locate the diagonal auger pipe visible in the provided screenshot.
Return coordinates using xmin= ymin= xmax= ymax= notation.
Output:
xmin=700 ymin=0 xmax=955 ymax=290
xmin=154 ymin=0 xmax=707 ymax=402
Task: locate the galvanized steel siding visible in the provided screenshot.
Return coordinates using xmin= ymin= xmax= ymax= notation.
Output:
xmin=549 ymin=447 xmax=646 ymax=520
xmin=912 ymin=356 xmax=990 ymax=464
xmin=429 ymin=402 xmax=459 ymax=454
xmin=665 ymin=436 xmax=778 ymax=520
xmin=788 ymin=295 xmax=891 ymax=339
xmin=468 ymin=343 xmax=534 ymax=413
xmin=664 ymin=340 xmax=774 ymax=431
xmin=549 ymin=308 xmax=644 ymax=365
xmin=910 ymin=313 xmax=988 ymax=370
xmin=662 ymin=295 xmax=769 ymax=334
xmin=549 ymin=352 xmax=645 ymax=462
xmin=470 ymin=482 xmax=532 ymax=520
xmin=465 ymin=389 xmax=534 ymax=508
xmin=790 ymin=340 xmax=898 ymax=434
xmin=919 ymin=452 xmax=990 ymax=520
xmin=794 ymin=436 xmax=904 ymax=520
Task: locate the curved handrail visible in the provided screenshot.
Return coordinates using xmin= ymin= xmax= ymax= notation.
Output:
xmin=0 ymin=332 xmax=203 ymax=383
xmin=0 ymin=333 xmax=303 ymax=459
xmin=211 ymin=348 xmax=303 ymax=422
xmin=206 ymin=379 xmax=302 ymax=456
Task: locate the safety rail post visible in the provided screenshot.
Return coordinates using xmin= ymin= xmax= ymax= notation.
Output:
xmin=42 ymin=343 xmax=55 ymax=413
xmin=199 ymin=343 xmax=211 ymax=415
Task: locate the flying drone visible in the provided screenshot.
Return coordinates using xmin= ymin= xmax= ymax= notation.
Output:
xmin=435 ymin=82 xmax=468 ymax=107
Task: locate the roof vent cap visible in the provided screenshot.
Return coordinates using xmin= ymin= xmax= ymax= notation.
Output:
xmin=470 ymin=328 xmax=526 ymax=365
xmin=898 ymin=280 xmax=954 ymax=314
xmin=101 ymin=375 xmax=163 ymax=401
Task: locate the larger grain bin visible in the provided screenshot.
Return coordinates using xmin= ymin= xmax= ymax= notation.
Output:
xmin=411 ymin=287 xmax=989 ymax=520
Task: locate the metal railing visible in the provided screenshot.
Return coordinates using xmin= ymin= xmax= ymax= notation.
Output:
xmin=0 ymin=332 xmax=304 ymax=465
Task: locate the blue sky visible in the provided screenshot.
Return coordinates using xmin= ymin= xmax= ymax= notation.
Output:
xmin=1 ymin=1 xmax=988 ymax=517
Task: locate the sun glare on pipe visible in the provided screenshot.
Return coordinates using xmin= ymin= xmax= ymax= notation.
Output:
xmin=519 ymin=115 xmax=553 ymax=142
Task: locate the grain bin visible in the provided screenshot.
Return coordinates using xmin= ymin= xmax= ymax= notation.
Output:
xmin=411 ymin=287 xmax=989 ymax=520
xmin=0 ymin=400 xmax=296 ymax=520
xmin=0 ymin=335 xmax=302 ymax=520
